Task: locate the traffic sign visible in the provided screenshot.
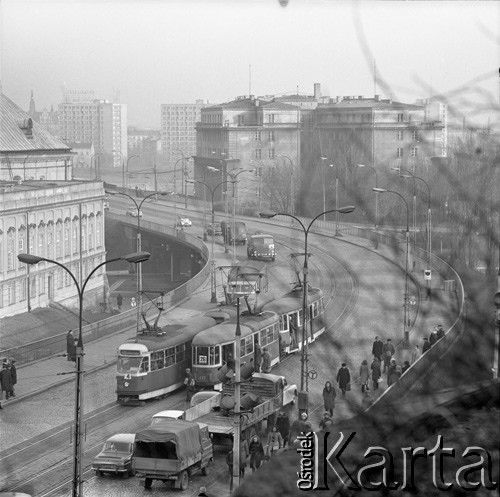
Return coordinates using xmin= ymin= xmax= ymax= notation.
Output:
xmin=424 ymin=269 xmax=432 ymax=280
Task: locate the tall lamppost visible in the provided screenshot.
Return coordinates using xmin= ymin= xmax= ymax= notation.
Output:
xmin=18 ymin=250 xmax=151 ymax=497
xmin=393 ymin=167 xmax=417 ymax=250
xmin=277 ymin=155 xmax=294 ymax=215
xmin=259 ymin=206 xmax=355 ymax=413
xmin=187 ymin=179 xmax=228 ymax=303
xmin=373 ymin=187 xmax=410 ymax=348
xmin=91 ymin=152 xmax=106 ymax=181
xmin=358 ymin=163 xmax=379 ymax=228
xmin=125 ymin=154 xmax=141 ymax=189
xmin=400 ymin=172 xmax=433 ymax=295
xmin=109 ymin=191 xmax=169 ymax=331
xmin=320 ymin=159 xmax=343 ymax=235
xmin=173 ymin=156 xmax=192 ymax=227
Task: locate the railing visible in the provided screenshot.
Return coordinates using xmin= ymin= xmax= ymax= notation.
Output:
xmin=1 ymin=214 xmax=211 ymax=366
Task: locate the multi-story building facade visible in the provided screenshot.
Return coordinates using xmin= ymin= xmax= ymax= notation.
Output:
xmin=160 ymin=100 xmax=208 ymax=168
xmin=1 ymin=93 xmax=107 ymax=319
xmin=195 ymin=95 xmax=301 ymax=214
xmin=58 ymin=91 xmax=127 ymax=172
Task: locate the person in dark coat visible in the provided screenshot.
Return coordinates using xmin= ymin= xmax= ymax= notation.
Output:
xmin=254 ymin=343 xmax=262 ymax=373
xmin=261 ymin=347 xmax=271 ymax=373
xmin=8 ymin=359 xmax=17 ymax=397
xmin=116 ymin=293 xmax=123 ymax=310
xmin=184 ymin=368 xmax=195 ymax=401
xmin=66 ymin=330 xmax=76 ymax=362
xmin=436 ymin=324 xmax=445 ymax=340
xmin=275 ymin=410 xmax=290 ymax=447
xmin=370 ymin=357 xmax=382 ymax=390
xmin=0 ymin=363 xmax=13 ymax=400
xmin=319 ymin=412 xmax=332 ymax=430
xmin=429 ymin=328 xmax=438 ymax=346
xmin=322 ymin=381 xmax=336 ymax=415
xmin=382 ymin=338 xmax=395 ymax=372
xmin=359 ymin=360 xmax=370 ymax=393
xmin=336 ymin=363 xmax=351 ymax=397
xmin=289 ymin=412 xmax=312 ymax=446
xmin=248 ymin=435 xmax=265 ymax=472
xmin=402 ymin=360 xmax=411 ymax=374
xmin=422 ymin=337 xmax=431 ymax=353
xmin=371 ymin=336 xmax=383 ymax=362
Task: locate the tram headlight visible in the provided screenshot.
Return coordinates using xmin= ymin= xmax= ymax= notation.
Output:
xmin=124 ymin=382 xmax=129 ymax=387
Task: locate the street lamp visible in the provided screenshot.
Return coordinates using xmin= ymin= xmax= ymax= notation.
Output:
xmin=373 ymin=187 xmax=410 ymax=348
xmin=108 ymin=191 xmax=169 ymax=331
xmin=18 ymin=250 xmax=150 ymax=497
xmin=400 ymin=172 xmax=433 ymax=297
xmin=125 ymin=154 xmax=141 ymax=190
xmin=392 ymin=167 xmax=417 ymax=251
xmin=227 ymin=266 xmax=262 ymax=491
xmin=320 ymin=157 xmax=335 ymax=223
xmin=187 ymin=179 xmax=228 ymax=303
xmin=173 ymin=156 xmax=192 ymax=227
xmin=259 ymin=205 xmax=355 ymax=413
xmin=358 ymin=163 xmax=379 ymax=228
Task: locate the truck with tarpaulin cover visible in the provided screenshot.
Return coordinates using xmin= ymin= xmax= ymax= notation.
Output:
xmin=133 ymin=420 xmax=213 ymax=490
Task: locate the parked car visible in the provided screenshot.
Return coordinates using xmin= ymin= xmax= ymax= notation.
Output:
xmin=126 ymin=208 xmax=142 ymax=217
xmin=190 ymin=390 xmax=220 ymax=408
xmin=92 ymin=433 xmax=136 ymax=477
xmin=150 ymin=410 xmax=185 ymax=425
xmin=206 ymin=222 xmax=222 ymax=236
xmin=177 ymin=216 xmax=192 ymax=227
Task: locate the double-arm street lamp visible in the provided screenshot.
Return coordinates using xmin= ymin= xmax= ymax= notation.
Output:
xmin=108 ymin=191 xmax=169 ymax=331
xmin=392 ymin=167 xmax=417 ymax=250
xmin=18 ymin=250 xmax=151 ymax=497
xmin=373 ymin=187 xmax=410 ymax=348
xmin=187 ymin=179 xmax=228 ymax=303
xmin=124 ymin=154 xmax=141 ymax=189
xmin=259 ymin=206 xmax=355 ymax=413
xmin=358 ymin=163 xmax=379 ymax=228
xmin=174 ymin=156 xmax=193 ymax=220
xmin=320 ymin=158 xmax=343 ymax=236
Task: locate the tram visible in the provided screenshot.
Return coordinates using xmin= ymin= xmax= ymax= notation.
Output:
xmin=191 ymin=311 xmax=280 ymax=388
xmin=116 ymin=316 xmax=219 ymax=404
xmin=263 ymin=287 xmax=325 ymax=357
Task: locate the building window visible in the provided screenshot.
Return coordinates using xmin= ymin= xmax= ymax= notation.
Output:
xmin=268 ymin=114 xmax=275 ymax=123
xmin=19 ymin=279 xmax=27 ymax=301
xmin=397 ymin=130 xmax=404 ymax=141
xmin=254 ymin=131 xmax=261 ymax=141
xmin=268 ymin=131 xmax=274 ymax=141
xmin=411 ymin=147 xmax=418 ymax=157
xmin=412 ymin=130 xmax=418 ymax=141
xmin=30 ymin=275 xmax=36 ymax=298
xmin=8 ymin=282 xmax=15 ymax=305
xmin=397 ymin=113 xmax=404 ymax=123
xmin=73 ymin=226 xmax=78 ymax=254
xmin=397 ymin=148 xmax=404 ymax=158
xmin=7 ymin=238 xmax=14 ymax=271
xmin=268 ymin=149 xmax=275 ymax=159
xmin=255 ymin=149 xmax=262 ymax=159
xmin=39 ymin=274 xmax=45 ymax=295
xmin=238 ymin=115 xmax=245 ymax=126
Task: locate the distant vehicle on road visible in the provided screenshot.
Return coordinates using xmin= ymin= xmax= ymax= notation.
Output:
xmin=247 ymin=233 xmax=275 ymax=261
xmin=92 ymin=433 xmax=135 ymax=477
xmin=151 ymin=410 xmax=185 ymax=425
xmin=221 ymin=220 xmax=247 ymax=245
xmin=126 ymin=207 xmax=142 ymax=217
xmin=177 ymin=216 xmax=192 ymax=227
xmin=206 ymin=222 xmax=222 ymax=236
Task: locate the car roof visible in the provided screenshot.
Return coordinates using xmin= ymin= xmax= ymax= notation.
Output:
xmin=106 ymin=433 xmax=136 ymax=443
xmin=152 ymin=410 xmax=184 ymax=419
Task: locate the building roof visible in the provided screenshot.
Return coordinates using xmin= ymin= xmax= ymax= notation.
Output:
xmin=68 ymin=142 xmax=93 ymax=150
xmin=320 ymin=97 xmax=423 ymax=111
xmin=262 ymin=101 xmax=300 ymax=111
xmin=1 ymin=93 xmax=70 ymax=153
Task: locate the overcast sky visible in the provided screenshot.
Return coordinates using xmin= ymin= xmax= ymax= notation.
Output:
xmin=1 ymin=0 xmax=499 ymax=129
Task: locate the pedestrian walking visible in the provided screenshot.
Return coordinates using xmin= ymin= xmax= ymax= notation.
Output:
xmin=359 ymin=360 xmax=370 ymax=393
xmin=117 ymin=293 xmax=123 ymax=311
xmin=254 ymin=343 xmax=262 ymax=373
xmin=422 ymin=337 xmax=431 ymax=353
xmin=0 ymin=362 xmax=13 ymax=400
xmin=410 ymin=345 xmax=421 ymax=364
xmin=266 ymin=426 xmax=283 ymax=457
xmin=429 ymin=328 xmax=438 ymax=346
xmin=66 ymin=330 xmax=76 ymax=362
xmin=371 ymin=336 xmax=383 ymax=362
xmin=387 ymin=359 xmax=397 ymax=386
xmin=248 ymin=435 xmax=265 ymax=472
xmin=336 ymin=363 xmax=351 ymax=397
xmin=261 ymin=347 xmax=271 ymax=373
xmin=240 ymin=438 xmax=249 ymax=476
xmin=382 ymin=338 xmax=395 ymax=372
xmin=436 ymin=324 xmax=445 ymax=340
xmin=370 ymin=357 xmax=382 ymax=390
xmin=184 ymin=368 xmax=195 ymax=402
xmin=8 ymin=358 xmax=17 ymax=398
xmin=275 ymin=410 xmax=290 ymax=447
xmin=402 ymin=360 xmax=411 ymax=374
xmin=319 ymin=412 xmax=332 ymax=430
xmin=289 ymin=412 xmax=312 ymax=446
xmin=322 ymin=381 xmax=336 ymax=415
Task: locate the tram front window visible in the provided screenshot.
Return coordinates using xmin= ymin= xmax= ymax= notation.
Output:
xmin=194 ymin=345 xmax=220 ymax=365
xmin=117 ymin=356 xmax=145 ymax=374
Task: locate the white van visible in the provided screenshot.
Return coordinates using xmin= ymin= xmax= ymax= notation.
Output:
xmin=150 ymin=410 xmax=185 ymax=425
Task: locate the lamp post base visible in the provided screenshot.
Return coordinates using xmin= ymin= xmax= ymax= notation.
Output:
xmin=403 ymin=332 xmax=410 ymax=349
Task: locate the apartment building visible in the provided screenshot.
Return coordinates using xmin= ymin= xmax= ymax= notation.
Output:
xmin=160 ymin=100 xmax=207 ymax=167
